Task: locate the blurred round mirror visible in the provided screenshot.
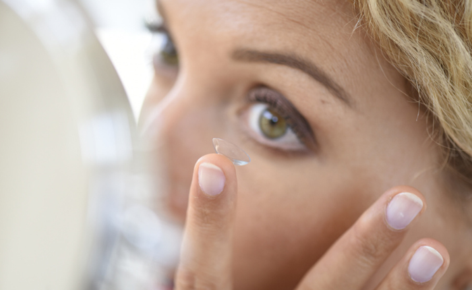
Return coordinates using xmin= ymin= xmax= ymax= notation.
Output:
xmin=0 ymin=1 xmax=161 ymax=289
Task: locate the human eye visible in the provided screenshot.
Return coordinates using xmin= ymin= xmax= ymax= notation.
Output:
xmin=146 ymin=20 xmax=179 ymax=69
xmin=241 ymin=87 xmax=316 ymax=153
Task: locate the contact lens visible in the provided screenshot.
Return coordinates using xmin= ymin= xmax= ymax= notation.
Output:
xmin=212 ymin=138 xmax=251 ymax=166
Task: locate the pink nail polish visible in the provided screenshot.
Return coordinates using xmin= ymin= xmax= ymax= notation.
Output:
xmin=198 ymin=162 xmax=225 ymax=196
xmin=386 ymin=192 xmax=423 ymax=230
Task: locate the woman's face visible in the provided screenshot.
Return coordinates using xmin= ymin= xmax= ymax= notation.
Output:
xmin=142 ymin=0 xmax=472 ymax=289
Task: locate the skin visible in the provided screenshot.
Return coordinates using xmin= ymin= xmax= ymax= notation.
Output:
xmin=141 ymin=0 xmax=472 ymax=289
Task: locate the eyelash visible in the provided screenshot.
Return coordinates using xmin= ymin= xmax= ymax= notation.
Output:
xmin=248 ymin=88 xmax=314 ymax=149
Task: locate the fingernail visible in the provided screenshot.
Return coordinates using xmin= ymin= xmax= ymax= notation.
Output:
xmin=386 ymin=192 xmax=423 ymax=230
xmin=408 ymin=246 xmax=444 ymax=283
xmin=198 ymin=162 xmax=225 ymax=196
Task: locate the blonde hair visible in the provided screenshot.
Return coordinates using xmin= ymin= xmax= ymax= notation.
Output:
xmin=353 ymin=0 xmax=472 ymax=186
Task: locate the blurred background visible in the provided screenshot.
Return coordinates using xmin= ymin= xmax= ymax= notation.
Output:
xmin=80 ymin=0 xmax=157 ymax=120
xmin=0 ymin=1 xmax=180 ymax=289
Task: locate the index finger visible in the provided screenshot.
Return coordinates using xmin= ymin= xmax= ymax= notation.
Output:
xmin=175 ymin=154 xmax=237 ymax=290
xmin=296 ymin=186 xmax=426 ymax=290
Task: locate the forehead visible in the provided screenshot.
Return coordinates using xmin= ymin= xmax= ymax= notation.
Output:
xmin=163 ymin=0 xmax=354 ymax=24
xmin=161 ymin=0 xmax=358 ymax=49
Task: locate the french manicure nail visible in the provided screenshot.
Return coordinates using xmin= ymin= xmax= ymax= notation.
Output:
xmin=386 ymin=192 xmax=423 ymax=230
xmin=198 ymin=162 xmax=225 ymax=196
xmin=408 ymin=246 xmax=444 ymax=283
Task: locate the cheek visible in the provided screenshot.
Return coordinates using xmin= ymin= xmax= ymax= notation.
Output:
xmin=231 ymin=161 xmax=373 ymax=290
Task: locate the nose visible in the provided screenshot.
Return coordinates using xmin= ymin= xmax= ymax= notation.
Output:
xmin=144 ymin=85 xmax=218 ymax=222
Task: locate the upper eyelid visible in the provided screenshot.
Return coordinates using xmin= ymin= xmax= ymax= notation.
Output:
xmin=248 ymin=88 xmax=308 ymax=127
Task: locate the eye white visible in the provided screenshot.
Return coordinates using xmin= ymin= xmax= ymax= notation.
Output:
xmin=247 ymin=103 xmax=306 ymax=151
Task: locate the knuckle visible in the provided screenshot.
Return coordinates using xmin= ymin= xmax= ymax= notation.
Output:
xmin=191 ymin=198 xmax=232 ymax=232
xmin=350 ymin=215 xmax=386 ymax=265
xmin=192 ymin=205 xmax=229 ymax=232
xmin=193 ymin=204 xmax=217 ymax=224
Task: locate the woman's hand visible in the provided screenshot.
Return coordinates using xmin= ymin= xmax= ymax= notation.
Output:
xmin=174 ymin=153 xmax=450 ymax=290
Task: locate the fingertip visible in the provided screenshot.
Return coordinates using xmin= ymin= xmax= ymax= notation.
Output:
xmin=191 ymin=154 xmax=237 ymax=203
xmin=407 ymin=238 xmax=450 ymax=284
xmin=195 ymin=153 xmax=236 ymax=180
xmin=412 ymin=238 xmax=450 ymax=269
xmin=382 ymin=186 xmax=427 ymax=231
xmin=385 ymin=186 xmax=428 ymax=213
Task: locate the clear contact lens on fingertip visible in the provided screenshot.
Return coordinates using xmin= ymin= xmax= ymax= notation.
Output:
xmin=212 ymin=138 xmax=251 ymax=166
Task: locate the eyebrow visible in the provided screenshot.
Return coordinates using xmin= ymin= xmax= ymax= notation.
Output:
xmin=232 ymin=49 xmax=352 ymax=106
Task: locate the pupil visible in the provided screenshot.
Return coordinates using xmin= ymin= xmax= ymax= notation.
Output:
xmin=263 ymin=111 xmax=279 ymax=127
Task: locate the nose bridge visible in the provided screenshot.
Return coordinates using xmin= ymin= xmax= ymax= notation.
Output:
xmin=147 ymin=79 xmax=218 ymax=219
xmin=160 ymin=80 xmax=216 ymax=149
xmin=144 ymin=78 xmax=207 ymax=142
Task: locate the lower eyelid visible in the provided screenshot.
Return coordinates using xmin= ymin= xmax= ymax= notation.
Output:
xmin=238 ymin=123 xmax=311 ymax=158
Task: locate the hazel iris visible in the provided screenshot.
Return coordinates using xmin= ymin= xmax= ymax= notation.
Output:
xmin=259 ymin=108 xmax=287 ymax=139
